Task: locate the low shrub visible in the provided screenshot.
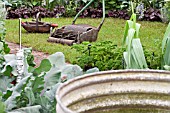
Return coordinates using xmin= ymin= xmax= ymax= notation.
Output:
xmin=72 ymin=41 xmax=162 ymax=71
xmin=7 ymin=6 xmax=65 ymax=19
xmin=107 ymin=9 xmax=130 ymax=19
xmin=143 ymin=7 xmax=162 ymax=21
xmin=72 ymin=41 xmax=125 ymax=71
xmin=144 ymin=47 xmax=161 ymax=69
xmin=6 ymin=5 xmax=162 ymax=22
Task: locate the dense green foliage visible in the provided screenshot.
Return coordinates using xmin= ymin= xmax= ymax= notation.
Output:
xmin=72 ymin=41 xmax=125 ymax=71
xmin=83 ymin=0 xmax=164 ymax=10
xmin=0 ymin=21 xmax=10 ymax=54
xmin=72 ymin=41 xmax=162 ymax=71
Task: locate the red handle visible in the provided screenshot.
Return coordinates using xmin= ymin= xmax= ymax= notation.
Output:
xmin=51 ymin=24 xmax=58 ymax=27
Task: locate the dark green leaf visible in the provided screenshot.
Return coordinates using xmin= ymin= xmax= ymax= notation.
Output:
xmin=33 ymin=59 xmax=51 ymax=75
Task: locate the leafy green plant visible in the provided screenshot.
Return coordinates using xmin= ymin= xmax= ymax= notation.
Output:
xmin=83 ymin=0 xmax=130 ymax=10
xmin=63 ymin=0 xmax=78 ymax=17
xmin=0 ymin=21 xmax=10 ymax=54
xmin=72 ymin=41 xmax=125 ymax=71
xmin=0 ymin=2 xmax=10 ymax=54
xmin=0 ymin=51 xmax=98 ymax=113
xmin=161 ymin=0 xmax=170 ymax=22
xmin=161 ymin=22 xmax=170 ymax=70
xmin=144 ymin=46 xmax=161 ymax=69
xmin=122 ymin=2 xmax=148 ymax=69
xmin=132 ymin=0 xmax=164 ymax=9
xmin=105 ymin=0 xmax=130 ymax=10
xmin=44 ymin=0 xmax=58 ymax=10
xmin=4 ymin=0 xmax=43 ymax=9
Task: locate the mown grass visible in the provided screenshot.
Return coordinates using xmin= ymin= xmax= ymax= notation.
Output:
xmin=5 ymin=18 xmax=168 ymax=62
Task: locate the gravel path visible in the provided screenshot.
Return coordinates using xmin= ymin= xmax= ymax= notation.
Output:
xmin=7 ymin=42 xmax=49 ymax=66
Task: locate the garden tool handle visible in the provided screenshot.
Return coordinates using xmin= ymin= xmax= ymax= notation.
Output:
xmin=72 ymin=0 xmax=94 ymax=25
xmin=72 ymin=0 xmax=105 ymax=32
xmin=97 ymin=0 xmax=105 ymax=31
xmin=36 ymin=12 xmax=41 ymax=31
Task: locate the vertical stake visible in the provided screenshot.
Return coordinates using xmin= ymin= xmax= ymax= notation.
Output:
xmin=19 ymin=18 xmax=22 ymax=50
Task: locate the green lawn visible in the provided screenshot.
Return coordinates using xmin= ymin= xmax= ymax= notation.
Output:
xmin=5 ymin=18 xmax=168 ymax=62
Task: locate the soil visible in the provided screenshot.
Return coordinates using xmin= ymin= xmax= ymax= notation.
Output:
xmin=7 ymin=42 xmax=49 ymax=66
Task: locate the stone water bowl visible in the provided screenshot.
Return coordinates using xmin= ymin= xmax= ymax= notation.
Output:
xmin=56 ymin=70 xmax=170 ymax=113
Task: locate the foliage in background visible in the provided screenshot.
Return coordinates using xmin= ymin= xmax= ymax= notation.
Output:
xmin=161 ymin=0 xmax=170 ymax=23
xmin=63 ymin=0 xmax=78 ymax=17
xmin=72 ymin=41 xmax=125 ymax=71
xmin=7 ymin=6 xmax=65 ymax=19
xmin=132 ymin=0 xmax=164 ymax=9
xmin=2 ymin=0 xmax=42 ymax=9
xmin=130 ymin=0 xmax=163 ymax=21
xmin=6 ymin=0 xmax=79 ymax=18
xmin=104 ymin=0 xmax=130 ymax=10
xmin=143 ymin=7 xmax=161 ymax=21
xmin=107 ymin=9 xmax=130 ymax=19
xmin=2 ymin=0 xmax=164 ymax=22
xmin=78 ymin=0 xmax=130 ymax=19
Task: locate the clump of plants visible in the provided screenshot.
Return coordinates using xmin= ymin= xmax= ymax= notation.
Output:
xmin=7 ymin=6 xmax=65 ymax=19
xmin=144 ymin=47 xmax=161 ymax=69
xmin=72 ymin=41 xmax=162 ymax=71
xmin=122 ymin=4 xmax=148 ymax=69
xmin=143 ymin=7 xmax=162 ymax=21
xmin=76 ymin=6 xmax=103 ymax=18
xmin=63 ymin=0 xmax=78 ymax=17
xmin=72 ymin=41 xmax=125 ymax=71
xmin=107 ymin=9 xmax=130 ymax=19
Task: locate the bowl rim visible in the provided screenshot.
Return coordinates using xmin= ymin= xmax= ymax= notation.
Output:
xmin=56 ymin=69 xmax=170 ymax=113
